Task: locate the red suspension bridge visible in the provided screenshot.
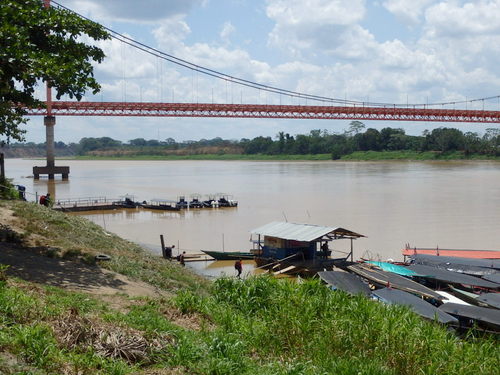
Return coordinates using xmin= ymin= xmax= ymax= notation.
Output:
xmin=26 ymin=100 xmax=500 ymax=123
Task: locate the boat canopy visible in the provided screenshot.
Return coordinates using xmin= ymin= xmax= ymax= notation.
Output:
xmin=373 ymin=288 xmax=458 ymax=324
xmin=318 ymin=271 xmax=371 ymax=296
xmin=250 ymin=221 xmax=365 ymax=242
xmin=407 ymin=264 xmax=499 ymax=289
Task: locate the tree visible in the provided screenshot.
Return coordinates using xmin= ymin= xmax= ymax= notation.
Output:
xmin=129 ymin=138 xmax=147 ymax=146
xmin=0 ymin=0 xmax=109 ymax=142
xmin=346 ymin=121 xmax=365 ymax=136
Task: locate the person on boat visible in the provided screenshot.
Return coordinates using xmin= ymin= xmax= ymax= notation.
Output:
xmin=179 ymin=251 xmax=186 ymax=266
xmin=234 ymin=258 xmax=243 ymax=278
xmin=321 ymin=242 xmax=329 ymax=258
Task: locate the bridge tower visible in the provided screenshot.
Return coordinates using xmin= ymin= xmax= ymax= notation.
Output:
xmin=33 ymin=0 xmax=70 ymax=180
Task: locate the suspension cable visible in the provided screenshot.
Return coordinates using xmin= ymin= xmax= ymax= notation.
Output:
xmin=52 ymin=1 xmax=500 ymax=109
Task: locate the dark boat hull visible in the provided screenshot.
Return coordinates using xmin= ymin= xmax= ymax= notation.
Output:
xmin=201 ymin=250 xmax=253 ymax=260
xmin=141 ymin=204 xmax=180 ymax=211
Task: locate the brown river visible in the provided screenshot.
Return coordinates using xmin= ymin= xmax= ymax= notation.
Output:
xmin=6 ymin=159 xmax=500 ymax=277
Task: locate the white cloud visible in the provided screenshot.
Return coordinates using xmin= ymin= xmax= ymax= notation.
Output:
xmin=382 ymin=0 xmax=436 ymax=25
xmin=56 ymin=0 xmax=203 ymax=22
xmin=424 ymin=0 xmax=500 ymax=37
xmin=220 ymin=22 xmax=235 ymax=45
xmin=265 ymin=0 xmax=367 ymax=57
xmin=152 ymin=16 xmax=192 ymax=50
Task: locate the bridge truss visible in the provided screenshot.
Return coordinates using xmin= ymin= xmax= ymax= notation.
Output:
xmin=26 ymin=101 xmax=500 ymax=123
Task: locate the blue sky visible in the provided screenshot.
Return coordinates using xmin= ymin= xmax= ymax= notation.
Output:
xmin=25 ymin=0 xmax=500 ymax=144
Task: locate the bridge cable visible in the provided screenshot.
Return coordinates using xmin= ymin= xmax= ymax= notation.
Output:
xmin=52 ymin=1 xmax=500 ymax=109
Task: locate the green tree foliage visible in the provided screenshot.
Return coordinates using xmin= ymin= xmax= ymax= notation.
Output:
xmin=0 ymin=0 xmax=109 ymax=142
xmin=4 ymin=126 xmax=499 ymax=159
xmin=346 ymin=120 xmax=366 ymax=136
xmin=77 ymin=137 xmax=122 ymax=154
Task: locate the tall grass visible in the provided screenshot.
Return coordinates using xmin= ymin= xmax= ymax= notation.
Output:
xmin=1 ymin=268 xmax=498 ymax=374
xmin=174 ymin=276 xmax=499 ymax=375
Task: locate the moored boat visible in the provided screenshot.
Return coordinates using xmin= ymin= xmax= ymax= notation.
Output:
xmin=402 ymin=244 xmax=500 ymax=259
xmin=406 ymin=264 xmax=499 ymax=290
xmin=347 ymin=263 xmax=442 ymax=300
xmin=217 ymin=194 xmax=238 ymax=207
xmin=141 ymin=199 xmax=180 ymax=211
xmin=189 ymin=194 xmax=204 ymax=208
xmin=439 ymin=302 xmax=500 ymax=331
xmin=201 ymin=249 xmax=254 ymax=260
xmin=372 ymin=288 xmax=458 ymax=324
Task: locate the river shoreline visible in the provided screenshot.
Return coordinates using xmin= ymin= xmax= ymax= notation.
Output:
xmin=4 ymin=150 xmax=500 ymax=161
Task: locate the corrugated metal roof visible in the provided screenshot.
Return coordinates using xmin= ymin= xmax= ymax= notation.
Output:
xmin=250 ymin=221 xmax=364 ymax=242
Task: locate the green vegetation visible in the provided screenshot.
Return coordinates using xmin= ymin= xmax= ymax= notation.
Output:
xmin=0 ymin=269 xmax=498 ymax=374
xmin=1 ymin=0 xmax=109 ymax=142
xmin=0 ymin=200 xmax=498 ymax=374
xmin=74 ymin=153 xmax=333 ymax=161
xmin=341 ymin=150 xmax=500 ymax=161
xmin=3 ymin=123 xmax=499 ymax=160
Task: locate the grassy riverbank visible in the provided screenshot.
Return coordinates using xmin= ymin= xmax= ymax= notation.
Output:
xmin=70 ymin=151 xmax=500 ymax=161
xmin=0 ymin=200 xmax=498 ymax=374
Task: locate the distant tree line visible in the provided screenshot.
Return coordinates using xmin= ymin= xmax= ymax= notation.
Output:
xmin=1 ymin=122 xmax=499 ymax=159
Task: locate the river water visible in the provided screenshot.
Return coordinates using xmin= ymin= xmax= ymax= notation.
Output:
xmin=5 ymin=159 xmax=500 ymax=276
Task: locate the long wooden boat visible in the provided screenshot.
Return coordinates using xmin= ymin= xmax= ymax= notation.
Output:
xmin=140 ymin=199 xmax=180 ymax=211
xmin=347 ymin=263 xmax=443 ymax=300
xmin=406 ymin=264 xmax=499 ymax=290
xmin=402 ymin=246 xmax=500 ymax=259
xmin=439 ymin=302 xmax=500 ymax=331
xmin=407 ymin=254 xmax=499 ymax=276
xmin=201 ymin=249 xmax=254 ymax=260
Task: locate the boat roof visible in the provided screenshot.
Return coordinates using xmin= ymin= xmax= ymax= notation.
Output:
xmin=250 ymin=221 xmax=365 ymax=242
xmin=410 ymin=254 xmax=500 ymax=270
xmin=347 ymin=263 xmax=442 ymax=300
xmin=477 ymin=293 xmax=500 ymax=309
xmin=439 ymin=303 xmax=500 ymax=327
xmin=317 ymin=271 xmax=371 ymax=296
xmin=406 ymin=264 xmax=499 ymax=289
xmin=365 ymin=261 xmax=420 ymax=277
xmin=483 ymin=273 xmax=500 ymax=284
xmin=373 ymin=288 xmax=458 ymax=324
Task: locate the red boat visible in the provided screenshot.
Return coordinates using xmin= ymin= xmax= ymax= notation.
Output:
xmin=402 ymin=244 xmax=500 ymax=259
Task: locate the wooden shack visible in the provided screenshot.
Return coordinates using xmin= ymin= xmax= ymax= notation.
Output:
xmin=250 ymin=221 xmax=365 ymax=275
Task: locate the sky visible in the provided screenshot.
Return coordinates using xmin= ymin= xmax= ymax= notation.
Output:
xmin=24 ymin=0 xmax=500 ymax=144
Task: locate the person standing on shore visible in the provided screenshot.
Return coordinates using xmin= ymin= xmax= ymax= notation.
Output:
xmin=234 ymin=258 xmax=243 ymax=278
xmin=179 ymin=251 xmax=186 ymax=266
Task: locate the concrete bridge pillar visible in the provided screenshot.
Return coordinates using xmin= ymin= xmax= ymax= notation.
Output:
xmin=45 ymin=116 xmax=55 ymax=168
xmin=33 ymin=116 xmax=70 ymax=180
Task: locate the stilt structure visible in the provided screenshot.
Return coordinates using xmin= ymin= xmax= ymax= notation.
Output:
xmin=32 ymin=0 xmax=69 ymax=180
